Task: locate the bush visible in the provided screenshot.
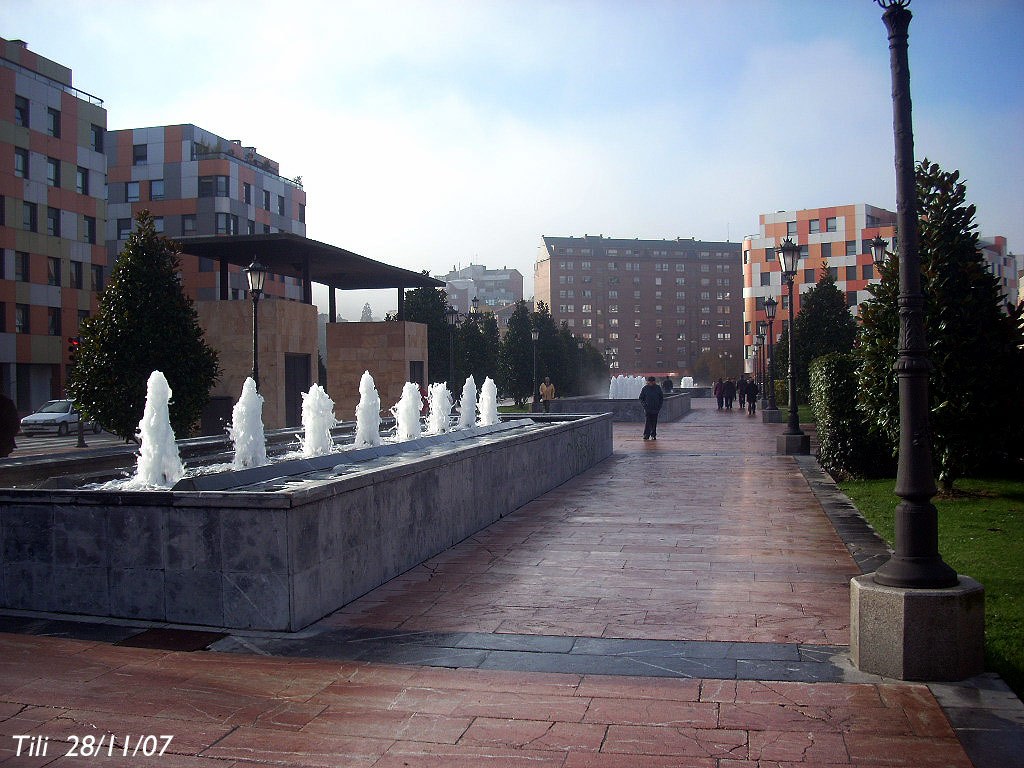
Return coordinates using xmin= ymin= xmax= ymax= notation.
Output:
xmin=810 ymin=353 xmax=895 ymax=479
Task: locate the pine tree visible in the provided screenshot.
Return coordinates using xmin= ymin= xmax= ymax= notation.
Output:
xmin=857 ymin=159 xmax=1024 ymax=490
xmin=67 ymin=211 xmax=220 ymax=440
xmin=360 ymin=302 xmax=373 ymax=322
xmin=401 ymin=282 xmax=450 ymax=384
xmin=497 ymin=301 xmax=533 ymax=405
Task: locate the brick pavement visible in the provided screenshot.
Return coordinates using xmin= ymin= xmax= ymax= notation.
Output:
xmin=0 ymin=398 xmax=994 ymax=766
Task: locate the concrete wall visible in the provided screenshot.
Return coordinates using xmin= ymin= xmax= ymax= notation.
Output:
xmin=0 ymin=414 xmax=612 ymax=630
xmin=326 ymin=321 xmax=427 ymax=421
xmin=546 ymin=393 xmax=691 ymax=422
xmin=196 ymin=299 xmax=318 ymax=430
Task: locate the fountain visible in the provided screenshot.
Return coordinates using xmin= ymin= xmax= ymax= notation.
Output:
xmin=477 ymin=377 xmax=499 ymax=426
xmin=608 ymin=375 xmax=646 ymax=399
xmin=424 ymin=382 xmax=453 ymax=435
xmin=457 ymin=376 xmax=476 ymax=430
xmin=391 ymin=381 xmax=423 ymax=442
xmin=682 ymin=376 xmax=695 ymax=389
xmin=229 ymin=377 xmax=268 ymax=469
xmin=299 ymin=384 xmax=338 ymax=458
xmin=123 ymin=370 xmax=185 ymax=488
xmin=353 ymin=370 xmax=383 ymax=447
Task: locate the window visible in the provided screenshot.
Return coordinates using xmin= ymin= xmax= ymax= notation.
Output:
xmin=47 ymin=257 xmax=61 ymax=286
xmin=675 ymin=263 xmax=685 ymax=271
xmin=609 ymin=305 xmax=618 ymax=313
xmin=126 ymin=181 xmax=140 ymax=202
xmin=243 ymin=182 xmax=252 ymax=204
xmin=23 ymin=202 xmax=37 ymax=232
xmin=700 ymin=263 xmax=710 ymax=272
xmin=826 ymin=216 xmax=837 ymax=232
xmin=760 ymin=272 xmax=770 ymax=287
xmin=700 ymin=291 xmax=711 ymax=300
xmin=298 ymin=203 xmax=305 ymax=223
xmin=582 ymin=304 xmax=593 ymax=313
xmin=153 ymin=216 xmax=164 ymax=233
xmin=787 ymin=221 xmax=797 ymax=237
xmin=277 ymin=194 xmax=285 ymax=215
xmin=804 ymin=268 xmax=815 ymax=283
xmin=809 ymin=219 xmax=820 ymax=234
xmin=179 ymin=214 xmax=196 ymax=233
xmin=0 ymin=303 xmax=4 ymax=333
xmin=70 ymin=261 xmax=83 ymax=289
xmin=828 ymin=267 xmax=838 ymax=281
xmin=48 ymin=307 xmax=61 ymax=336
xmin=847 ymin=291 xmax=858 ymax=308
xmin=150 ymin=179 xmax=164 ymax=200
xmin=117 ymin=218 xmax=132 ymax=240
xmin=583 ymin=318 xmax=593 ymax=327
xmin=46 ymin=157 xmax=60 ymax=187
xmin=608 ymin=318 xmax=618 ymax=327
xmin=16 ymin=304 xmax=29 ymax=334
xmin=199 ymin=175 xmax=229 ymax=197
xmin=263 ymin=190 xmax=271 ymax=210
xmin=846 ymin=240 xmax=857 ymax=257
xmin=91 ymin=264 xmax=104 ymax=292
xmin=820 ymin=241 xmax=832 ymax=259
xmin=83 ymin=215 xmax=96 ymax=245
xmin=45 ymin=206 xmax=60 ymax=237
xmin=607 ymin=290 xmax=618 ymax=298
xmin=90 ymin=124 xmax=104 ymax=152
xmin=15 ymin=251 xmax=29 ymax=282
xmin=247 ymin=219 xmax=255 ymax=235
xmin=215 ymin=212 xmax=239 ymax=235
xmin=845 ymin=266 xmax=857 ymax=281
xmin=625 ymin=262 xmax=640 ymax=271
xmin=608 ymin=261 xmax=617 ymax=270
xmin=14 ymin=147 xmax=28 ymax=178
xmin=132 ymin=143 xmax=147 ymax=165
xmin=47 ymin=107 xmax=61 ymax=137
xmin=76 ymin=166 xmax=89 ymax=195
xmin=15 ymin=95 xmax=29 ymax=127
xmin=581 ymin=261 xmax=591 ymax=270
xmin=862 ymin=264 xmax=874 ymax=280
xmin=263 ymin=224 xmax=271 ymax=233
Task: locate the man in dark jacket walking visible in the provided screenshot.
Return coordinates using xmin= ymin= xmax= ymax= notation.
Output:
xmin=639 ymin=376 xmax=664 ymax=440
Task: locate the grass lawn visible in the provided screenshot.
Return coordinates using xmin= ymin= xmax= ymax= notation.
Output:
xmin=498 ymin=404 xmax=529 ymax=413
xmin=839 ymin=477 xmax=1024 ymax=697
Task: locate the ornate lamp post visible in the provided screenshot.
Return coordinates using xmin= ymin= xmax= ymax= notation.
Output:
xmin=756 ymin=320 xmax=767 ymax=408
xmin=763 ymin=296 xmax=779 ymax=416
xmin=775 ymin=238 xmax=809 ymax=453
xmin=754 ymin=330 xmax=764 ymax=406
xmin=471 ymin=296 xmax=480 ymax=315
xmin=244 ymin=259 xmax=268 ymax=391
xmin=445 ymin=304 xmax=461 ymax=387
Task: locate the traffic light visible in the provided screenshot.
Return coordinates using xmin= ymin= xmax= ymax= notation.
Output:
xmin=67 ymin=336 xmax=80 ymax=365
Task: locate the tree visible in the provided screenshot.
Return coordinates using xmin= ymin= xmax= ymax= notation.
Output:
xmin=497 ymin=301 xmax=534 ymax=405
xmin=360 ymin=302 xmax=373 ymax=322
xmin=773 ymin=265 xmax=858 ymax=397
xmin=66 ymin=211 xmax=220 ymax=440
xmin=401 ymin=282 xmax=450 ymax=384
xmin=532 ymin=302 xmax=563 ymax=393
xmin=857 ymin=159 xmax=1024 ymax=491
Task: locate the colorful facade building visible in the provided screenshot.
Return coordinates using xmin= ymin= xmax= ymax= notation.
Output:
xmin=1 ymin=37 xmax=108 ymax=411
xmin=977 ymin=236 xmax=1019 ymax=311
xmin=536 ymin=235 xmax=743 ymax=378
xmin=105 ymin=125 xmax=307 ymax=303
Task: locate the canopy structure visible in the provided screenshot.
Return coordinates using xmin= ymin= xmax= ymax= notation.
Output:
xmin=174 ymin=233 xmax=443 ymax=320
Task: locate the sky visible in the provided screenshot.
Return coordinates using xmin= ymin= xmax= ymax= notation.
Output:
xmin=5 ymin=0 xmax=1022 ymax=319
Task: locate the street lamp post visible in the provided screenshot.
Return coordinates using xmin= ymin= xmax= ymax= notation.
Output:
xmin=577 ymin=340 xmax=584 ymax=395
xmin=531 ymin=328 xmax=539 ymax=411
xmin=754 ymin=331 xmax=764 ymax=407
xmin=445 ymin=304 xmax=461 ymax=388
xmin=775 ymin=239 xmax=809 ymax=453
xmin=763 ymin=296 xmax=780 ymax=419
xmin=756 ymin=321 xmax=767 ymax=409
xmin=244 ymin=259 xmax=268 ymax=391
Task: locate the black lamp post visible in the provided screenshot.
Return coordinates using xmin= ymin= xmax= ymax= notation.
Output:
xmin=775 ymin=238 xmax=809 ymax=453
xmin=445 ymin=304 xmax=460 ymax=387
xmin=754 ymin=330 xmax=764 ymax=405
xmin=764 ymin=296 xmax=779 ymax=412
xmin=244 ymin=259 xmax=268 ymax=391
xmin=577 ymin=340 xmax=585 ymax=394
xmin=531 ymin=328 xmax=539 ymax=410
xmin=471 ymin=296 xmax=480 ymax=315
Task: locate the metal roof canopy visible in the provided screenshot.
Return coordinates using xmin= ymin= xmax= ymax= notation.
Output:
xmin=174 ymin=233 xmax=443 ymax=292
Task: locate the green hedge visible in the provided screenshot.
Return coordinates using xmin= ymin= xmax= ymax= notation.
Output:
xmin=809 ymin=353 xmax=895 ymax=479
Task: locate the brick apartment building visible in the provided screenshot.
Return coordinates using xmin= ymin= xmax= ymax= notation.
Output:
xmin=1 ymin=37 xmax=108 ymax=411
xmin=106 ymin=124 xmax=307 ymax=303
xmin=536 ymin=235 xmax=743 ymax=378
xmin=437 ymin=263 xmax=523 ymax=314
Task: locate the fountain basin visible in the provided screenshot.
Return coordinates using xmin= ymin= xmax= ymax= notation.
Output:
xmin=545 ymin=393 xmax=692 ymax=422
xmin=0 ymin=414 xmax=611 ymax=631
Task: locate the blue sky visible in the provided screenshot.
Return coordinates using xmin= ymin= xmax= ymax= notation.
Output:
xmin=5 ymin=0 xmax=1022 ymax=318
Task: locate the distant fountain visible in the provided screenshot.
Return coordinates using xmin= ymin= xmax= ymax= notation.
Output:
xmin=229 ymin=377 xmax=268 ymax=469
xmin=124 ymin=371 xmax=184 ymax=488
xmin=477 ymin=377 xmax=499 ymax=426
xmin=300 ymin=384 xmax=338 ymax=457
xmin=682 ymin=376 xmax=694 ymax=389
xmin=353 ymin=371 xmax=383 ymax=448
xmin=608 ymin=375 xmax=645 ymax=399
xmin=424 ymin=382 xmax=453 ymax=435
xmin=392 ymin=382 xmax=423 ymax=442
xmin=457 ymin=376 xmax=477 ymax=429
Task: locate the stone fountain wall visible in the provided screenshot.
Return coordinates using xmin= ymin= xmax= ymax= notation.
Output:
xmin=545 ymin=392 xmax=691 ymax=422
xmin=0 ymin=414 xmax=612 ymax=631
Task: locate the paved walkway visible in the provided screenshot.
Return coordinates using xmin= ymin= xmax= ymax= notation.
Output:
xmin=1 ymin=399 xmax=1021 ymax=767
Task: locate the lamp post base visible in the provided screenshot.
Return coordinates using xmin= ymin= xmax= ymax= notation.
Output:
xmin=762 ymin=408 xmax=784 ymax=424
xmin=850 ymin=573 xmax=984 ymax=681
xmin=777 ymin=432 xmax=810 ymax=454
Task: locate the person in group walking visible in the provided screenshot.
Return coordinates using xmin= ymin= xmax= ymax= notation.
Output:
xmin=746 ymin=378 xmax=760 ymax=415
xmin=723 ymin=377 xmax=737 ymax=409
xmin=0 ymin=390 xmax=18 ymax=458
xmin=737 ymin=377 xmax=748 ymax=409
xmin=539 ymin=376 xmax=556 ymax=413
xmin=639 ymin=375 xmax=664 ymax=440
xmin=714 ymin=378 xmax=724 ymax=409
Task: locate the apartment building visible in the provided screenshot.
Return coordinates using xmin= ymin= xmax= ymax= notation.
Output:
xmin=106 ymin=124 xmax=307 ymax=303
xmin=1 ymin=37 xmax=108 ymax=411
xmin=536 ymin=235 xmax=743 ymax=377
xmin=977 ymin=236 xmax=1019 ymax=309
xmin=437 ymin=263 xmax=524 ymax=314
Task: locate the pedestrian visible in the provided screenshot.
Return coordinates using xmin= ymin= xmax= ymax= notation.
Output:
xmin=539 ymin=376 xmax=556 ymax=413
xmin=0 ymin=390 xmax=18 ymax=458
xmin=723 ymin=377 xmax=736 ymax=409
xmin=639 ymin=375 xmax=664 ymax=440
xmin=714 ymin=378 xmax=724 ymax=409
xmin=737 ymin=377 xmax=748 ymax=409
xmin=746 ymin=379 xmax=759 ymax=415
xmin=661 ymin=376 xmax=673 ymax=393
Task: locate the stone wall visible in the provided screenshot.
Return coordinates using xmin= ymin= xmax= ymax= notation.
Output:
xmin=326 ymin=322 xmax=428 ymax=422
xmin=545 ymin=393 xmax=691 ymax=422
xmin=0 ymin=414 xmax=612 ymax=631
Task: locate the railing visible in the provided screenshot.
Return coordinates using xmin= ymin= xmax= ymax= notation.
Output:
xmin=1 ymin=56 xmax=104 ymax=107
xmin=190 ymin=149 xmax=303 ymax=189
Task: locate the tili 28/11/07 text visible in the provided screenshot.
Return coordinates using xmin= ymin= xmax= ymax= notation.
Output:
xmin=12 ymin=734 xmax=175 ymax=758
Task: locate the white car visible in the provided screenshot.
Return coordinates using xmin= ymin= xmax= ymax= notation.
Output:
xmin=19 ymin=400 xmax=101 ymax=437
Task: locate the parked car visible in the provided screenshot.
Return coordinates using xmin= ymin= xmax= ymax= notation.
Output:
xmin=19 ymin=400 xmax=101 ymax=436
